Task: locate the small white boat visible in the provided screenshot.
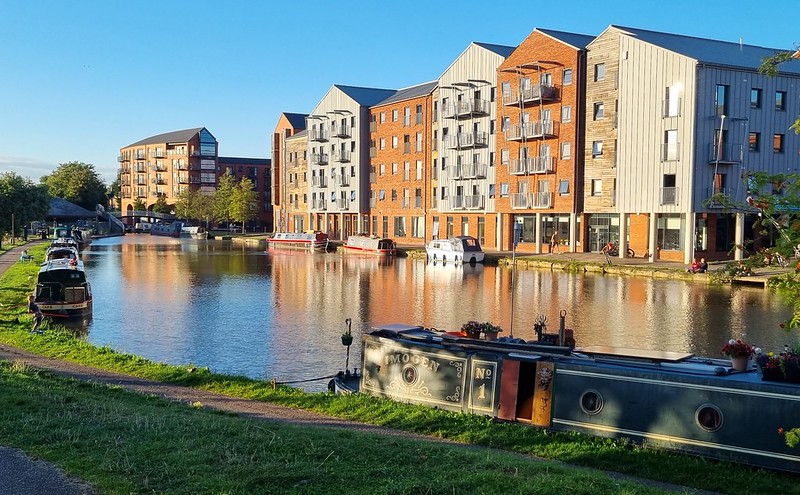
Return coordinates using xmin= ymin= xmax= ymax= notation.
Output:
xmin=181 ymin=226 xmax=208 ymax=239
xmin=343 ymin=235 xmax=396 ymax=256
xmin=425 ymin=236 xmax=485 ymax=264
xmin=268 ymin=231 xmax=329 ymax=253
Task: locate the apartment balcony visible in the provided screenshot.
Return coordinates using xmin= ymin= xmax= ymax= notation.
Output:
xmin=312 ymin=198 xmax=327 ymax=210
xmin=369 ymin=146 xmax=377 ymax=158
xmin=442 ymin=98 xmax=491 ymax=119
xmin=311 ymin=153 xmax=329 ymax=166
xmin=311 ymin=176 xmax=328 ymax=188
xmin=117 ymin=155 xmax=125 ymax=162
xmin=403 ymin=143 xmax=411 ymax=154
xmin=153 ymin=178 xmax=167 ymax=185
xmin=464 ymin=194 xmax=485 ymax=210
xmin=509 ymin=156 xmax=554 ymax=175
xmin=506 ymin=120 xmax=558 ymax=141
xmin=135 ymin=164 xmax=147 ymax=173
xmin=118 ymin=167 xmax=130 ymax=175
xmin=334 ymin=150 xmax=351 ymax=163
xmin=660 ymin=186 xmax=679 ymax=205
xmin=402 ymin=197 xmax=410 ymax=208
xmin=154 ymin=165 xmax=168 ymax=172
xmin=177 ymin=176 xmax=189 ymax=184
xmin=176 ymin=163 xmax=188 ymax=170
xmin=336 ymin=198 xmax=349 ymax=211
xmin=444 ymin=131 xmax=489 ymax=150
xmin=511 ymin=192 xmax=553 ymax=209
xmin=369 ymin=172 xmax=376 ymax=184
xmin=369 ymin=121 xmax=377 ymax=132
xmin=415 ymin=196 xmax=422 ymax=208
xmin=135 ymin=191 xmax=147 ymax=198
xmin=190 ymin=150 xmax=216 ymax=157
xmin=310 ymin=129 xmax=329 ymax=142
xmin=120 ymin=177 xmax=131 ymax=186
xmin=502 ymin=85 xmax=558 ymax=107
xmin=403 ymin=116 xmax=411 ymax=126
xmin=453 ymin=162 xmax=488 ymax=180
xmin=333 ymin=125 xmax=351 ymax=138
xmin=134 ymin=151 xmax=146 ymax=159
xmin=337 ymin=175 xmax=350 ymax=187
xmin=661 ymin=143 xmax=680 ymax=162
xmin=152 ymin=151 xmax=165 ymax=158
xmin=708 ymin=143 xmax=743 ymax=164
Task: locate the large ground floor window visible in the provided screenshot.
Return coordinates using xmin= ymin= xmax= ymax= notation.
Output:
xmin=657 ymin=213 xmax=683 ymax=251
xmin=587 ymin=214 xmax=620 ymax=252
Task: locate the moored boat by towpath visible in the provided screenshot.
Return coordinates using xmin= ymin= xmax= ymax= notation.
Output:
xmin=342 ymin=235 xmax=396 ymax=256
xmin=425 ymin=236 xmax=484 ymax=264
xmin=268 ymin=231 xmax=329 ymax=253
xmin=150 ymin=222 xmax=183 ymax=238
xmin=337 ymin=316 xmax=800 ymax=474
xmin=34 ymin=257 xmax=92 ymax=320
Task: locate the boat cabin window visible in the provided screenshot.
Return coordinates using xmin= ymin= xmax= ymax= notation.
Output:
xmin=462 ymin=237 xmax=482 ymax=252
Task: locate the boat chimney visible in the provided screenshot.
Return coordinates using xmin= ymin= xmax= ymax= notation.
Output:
xmin=558 ymin=310 xmax=566 ymax=346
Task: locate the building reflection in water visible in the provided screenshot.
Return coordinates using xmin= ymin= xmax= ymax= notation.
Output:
xmin=83 ymin=237 xmax=792 ymax=392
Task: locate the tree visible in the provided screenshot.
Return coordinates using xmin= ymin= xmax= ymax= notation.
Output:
xmin=213 ymin=172 xmax=236 ymax=227
xmin=174 ymin=188 xmax=198 ymax=220
xmin=0 ymin=172 xmax=50 ymax=248
xmin=132 ymin=198 xmax=146 ymax=212
xmin=151 ymin=194 xmax=171 ymax=214
xmin=41 ymin=161 xmax=107 ymax=210
xmin=107 ymin=179 xmax=121 ymax=211
xmin=230 ymin=177 xmax=259 ymax=234
xmin=195 ymin=193 xmax=214 ymax=228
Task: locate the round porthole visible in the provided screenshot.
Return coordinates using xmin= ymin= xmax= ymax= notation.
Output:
xmin=401 ymin=365 xmax=418 ymax=386
xmin=580 ymin=390 xmax=603 ymax=415
xmin=696 ymin=404 xmax=723 ymax=432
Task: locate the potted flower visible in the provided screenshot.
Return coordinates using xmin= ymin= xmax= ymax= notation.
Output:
xmin=721 ymin=339 xmax=754 ymax=371
xmin=756 ymin=352 xmax=784 ymax=381
xmin=460 ymin=321 xmax=503 ymax=340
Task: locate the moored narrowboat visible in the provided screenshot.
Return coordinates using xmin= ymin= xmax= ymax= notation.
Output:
xmin=268 ymin=231 xmax=329 ymax=253
xmin=343 ymin=235 xmax=396 ymax=256
xmin=345 ymin=320 xmax=800 ymax=474
xmin=34 ymin=258 xmax=92 ymax=319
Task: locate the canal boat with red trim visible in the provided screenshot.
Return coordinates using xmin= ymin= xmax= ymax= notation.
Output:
xmin=343 ymin=235 xmax=396 ymax=256
xmin=268 ymin=231 xmax=329 ymax=253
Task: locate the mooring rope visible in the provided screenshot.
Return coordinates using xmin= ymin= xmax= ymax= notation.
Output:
xmin=274 ymin=373 xmax=338 ymax=385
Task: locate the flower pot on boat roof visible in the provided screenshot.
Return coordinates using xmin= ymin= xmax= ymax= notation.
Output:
xmin=721 ymin=339 xmax=754 ymax=371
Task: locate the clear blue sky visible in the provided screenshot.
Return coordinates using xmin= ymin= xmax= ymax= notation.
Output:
xmin=0 ymin=0 xmax=795 ymax=185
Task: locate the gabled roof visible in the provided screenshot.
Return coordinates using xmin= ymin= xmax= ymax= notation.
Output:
xmin=375 ymin=81 xmax=437 ymax=106
xmin=612 ymin=25 xmax=800 ymax=75
xmin=334 ymin=85 xmax=398 ymax=106
xmin=47 ymin=198 xmax=95 ymax=219
xmin=287 ymin=129 xmax=308 ymax=140
xmin=125 ymin=127 xmax=210 ymax=148
xmin=474 ymin=41 xmax=516 ymax=57
xmin=537 ymin=28 xmax=594 ymax=50
xmin=283 ymin=113 xmax=308 ymax=130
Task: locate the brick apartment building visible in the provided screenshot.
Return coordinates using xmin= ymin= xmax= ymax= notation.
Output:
xmin=271 ymin=112 xmax=307 ymax=232
xmin=218 ymin=156 xmax=273 ymax=230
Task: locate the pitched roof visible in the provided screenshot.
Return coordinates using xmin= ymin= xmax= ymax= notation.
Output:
xmin=47 ymin=198 xmax=95 ymax=219
xmin=537 ymin=28 xmax=595 ymax=50
xmin=287 ymin=129 xmax=308 ymax=140
xmin=375 ymin=81 xmax=437 ymax=106
xmin=613 ymin=25 xmax=800 ymax=75
xmin=473 ymin=41 xmax=516 ymax=58
xmin=283 ymin=113 xmax=308 ymax=130
xmin=334 ymin=85 xmax=398 ymax=106
xmin=125 ymin=127 xmax=208 ymax=148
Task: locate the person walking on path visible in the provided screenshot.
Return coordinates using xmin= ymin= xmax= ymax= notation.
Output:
xmin=549 ymin=230 xmax=560 ymax=254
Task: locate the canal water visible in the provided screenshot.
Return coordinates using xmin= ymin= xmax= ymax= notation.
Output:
xmin=82 ymin=236 xmax=793 ymax=392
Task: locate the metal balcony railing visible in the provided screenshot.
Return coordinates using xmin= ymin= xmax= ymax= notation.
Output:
xmin=334 ymin=150 xmax=351 ymax=163
xmin=310 ymin=129 xmax=329 ymax=142
xmin=311 ymin=176 xmax=327 ymax=188
xmin=464 ymin=194 xmax=485 ymax=209
xmin=661 ymin=186 xmax=679 ymax=205
xmin=443 ymin=131 xmax=489 ymax=149
xmin=661 ymin=143 xmax=680 ymax=162
xmin=336 ymin=198 xmax=349 ymax=210
xmin=311 ymin=153 xmax=329 ymax=166
xmin=312 ymin=198 xmax=326 ymax=210
xmin=338 ymin=176 xmax=349 ymax=187
xmin=506 ymin=120 xmax=558 ymax=141
xmin=442 ymin=98 xmax=491 ymax=119
xmin=502 ymin=84 xmax=558 ymax=106
xmin=662 ymin=97 xmax=682 ymax=118
xmin=709 ymin=143 xmax=743 ymax=164
xmin=333 ymin=125 xmax=351 ymax=138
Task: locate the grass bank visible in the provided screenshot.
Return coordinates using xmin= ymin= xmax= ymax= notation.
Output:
xmin=0 ymin=245 xmax=796 ymax=494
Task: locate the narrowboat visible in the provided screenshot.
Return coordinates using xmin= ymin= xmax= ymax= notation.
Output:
xmin=268 ymin=231 xmax=329 ymax=253
xmin=34 ymin=257 xmax=92 ymax=319
xmin=343 ymin=235 xmax=396 ymax=256
xmin=45 ymin=245 xmax=79 ymax=263
xmin=151 ymin=222 xmax=183 ymax=238
xmin=339 ymin=318 xmax=800 ymax=474
xmin=425 ymin=236 xmax=484 ymax=264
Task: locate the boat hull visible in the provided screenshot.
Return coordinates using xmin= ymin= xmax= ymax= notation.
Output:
xmin=425 ymin=236 xmax=485 ymax=264
xmin=355 ymin=326 xmax=800 ymax=474
xmin=268 ymin=232 xmax=329 ymax=253
xmin=343 ymin=236 xmax=396 ymax=256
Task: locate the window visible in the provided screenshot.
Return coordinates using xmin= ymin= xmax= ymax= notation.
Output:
xmin=391 ymin=162 xmax=398 ymax=175
xmin=559 ymin=179 xmax=569 ymax=195
xmin=490 ymin=87 xmax=496 ymax=102
xmin=561 ymin=142 xmax=571 ymax=160
xmin=391 ymin=189 xmax=397 ymax=201
xmin=379 ymin=138 xmax=385 ymax=150
xmin=392 ymin=109 xmax=399 ymax=121
xmin=592 ymin=140 xmax=603 ymax=157
xmin=664 ymin=130 xmax=678 ymax=161
xmin=489 ymin=183 xmax=496 ymax=197
xmin=416 ymin=160 xmax=423 ymax=180
xmin=490 ymin=119 xmax=495 ymax=135
xmin=561 ymin=105 xmax=572 ymax=123
xmin=460 ymin=217 xmax=469 ymax=236
xmin=593 ymin=102 xmax=604 ymax=120
xmin=501 ymin=116 xmax=510 ymax=132
xmin=392 ymin=136 xmax=398 ymax=148
xmin=751 ymin=88 xmax=762 ymax=109
xmin=379 ymin=112 xmax=385 ymax=124
xmin=591 ymin=179 xmax=602 ymax=196
xmin=500 ymin=183 xmax=509 ymax=197
xmin=715 ymin=84 xmax=729 ymax=116
xmin=416 ymin=132 xmax=423 ymax=152
xmin=657 ymin=214 xmax=682 ymax=250
xmin=594 ymin=63 xmax=605 ymax=81
xmin=774 ymin=134 xmax=784 ymax=153
xmin=379 ymin=163 xmax=385 ymax=175
xmin=394 ymin=217 xmax=406 ymax=237
xmin=749 ymin=132 xmax=760 ymax=152
xmin=563 ymin=68 xmax=573 ymax=86
xmin=489 ymin=152 xmax=495 ymax=166
xmin=662 ymin=174 xmax=677 ymax=205
xmin=412 ymin=216 xmax=424 ymax=238
xmin=776 ymin=91 xmax=786 ymax=110
xmin=501 ymin=148 xmax=509 ymax=165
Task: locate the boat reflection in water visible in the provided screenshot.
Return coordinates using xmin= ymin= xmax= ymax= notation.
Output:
xmin=81 ymin=237 xmax=792 ymax=396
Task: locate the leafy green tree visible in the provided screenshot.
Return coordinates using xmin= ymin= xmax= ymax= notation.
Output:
xmin=107 ymin=179 xmax=121 ymax=210
xmin=151 ymin=194 xmax=171 ymax=214
xmin=230 ymin=177 xmax=259 ymax=234
xmin=132 ymin=198 xmax=146 ymax=212
xmin=213 ymin=172 xmax=236 ymax=227
xmin=195 ymin=193 xmax=214 ymax=228
xmin=174 ymin=188 xmax=197 ymax=220
xmin=0 ymin=172 xmax=50 ymax=247
xmin=41 ymin=161 xmax=107 ymax=210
